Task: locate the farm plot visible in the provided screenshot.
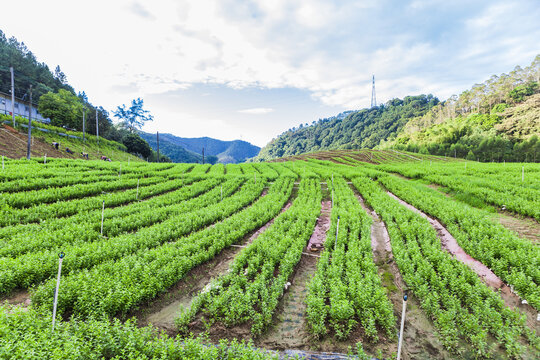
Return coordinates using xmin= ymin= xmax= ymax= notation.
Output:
xmin=0 ymin=159 xmax=539 ymax=360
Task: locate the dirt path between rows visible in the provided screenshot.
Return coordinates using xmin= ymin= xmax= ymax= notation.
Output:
xmin=134 ymin=194 xmax=292 ymax=335
xmin=351 ymin=185 xmax=451 ymax=359
xmin=257 ymin=200 xmax=331 ymax=350
xmin=386 ymin=190 xmax=539 ymax=333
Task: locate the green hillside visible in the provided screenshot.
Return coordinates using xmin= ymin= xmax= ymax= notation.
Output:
xmin=255 ymin=95 xmax=438 ymax=161
xmin=0 ymin=113 xmax=141 ymax=162
xmin=255 ymin=55 xmax=540 ymax=162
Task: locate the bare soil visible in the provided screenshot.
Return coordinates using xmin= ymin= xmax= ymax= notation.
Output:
xmin=386 ymin=191 xmax=540 ymax=336
xmin=0 ymin=125 xmax=75 ymax=160
xmin=307 ymin=200 xmax=331 ymax=252
xmin=256 ymin=252 xmax=319 ymax=350
xmin=491 ymin=212 xmax=540 ymax=244
xmin=0 ymin=289 xmax=31 ymax=313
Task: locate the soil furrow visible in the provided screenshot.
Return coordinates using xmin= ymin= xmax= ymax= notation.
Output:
xmin=257 ymin=199 xmax=331 ymax=350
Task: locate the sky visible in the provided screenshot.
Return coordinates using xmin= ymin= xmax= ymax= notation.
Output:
xmin=2 ymin=0 xmax=540 ymax=147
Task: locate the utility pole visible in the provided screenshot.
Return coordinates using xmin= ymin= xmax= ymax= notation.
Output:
xmin=95 ymin=109 xmax=99 ymax=145
xmin=156 ymin=131 xmax=160 ymax=163
xmin=10 ymin=67 xmax=15 ymax=127
xmin=202 ymin=147 xmax=205 ymax=164
xmin=26 ymin=85 xmax=32 ymax=160
xmin=82 ymin=106 xmax=86 ymax=142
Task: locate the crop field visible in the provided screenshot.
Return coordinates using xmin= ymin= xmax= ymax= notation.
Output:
xmin=0 ymin=157 xmax=539 ymax=359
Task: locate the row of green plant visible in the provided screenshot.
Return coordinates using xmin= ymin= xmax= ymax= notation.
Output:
xmin=0 ymin=177 xmax=260 ymax=294
xmin=177 ymin=177 xmax=320 ymax=336
xmin=1 ymin=173 xmax=149 ymax=208
xmin=306 ymin=175 xmax=395 ymax=341
xmin=378 ymin=161 xmax=540 ymax=187
xmin=0 ymin=168 xmax=119 ymax=192
xmin=0 ymin=176 xmax=168 ymax=226
xmin=378 ymin=174 xmax=540 ymax=310
xmin=0 ymin=177 xmax=220 ymax=257
xmin=421 ymin=173 xmax=540 ymax=220
xmin=352 ymin=176 xmax=538 ymax=358
xmin=0 ymin=177 xmax=201 ymax=242
xmin=0 ymin=306 xmax=280 ymax=360
xmin=377 ymin=161 xmax=540 ymax=219
xmin=32 ymin=176 xmax=294 ymax=318
xmin=0 ymin=158 xmax=183 ymax=181
xmin=252 ymin=163 xmax=280 ymax=180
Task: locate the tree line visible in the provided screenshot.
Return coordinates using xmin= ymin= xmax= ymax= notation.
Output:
xmin=384 ymin=55 xmax=540 ymax=162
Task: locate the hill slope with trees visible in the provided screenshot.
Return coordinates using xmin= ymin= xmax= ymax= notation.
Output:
xmin=0 ymin=30 xmax=163 ymax=162
xmin=255 ymin=94 xmax=439 ymax=160
xmin=255 ymin=55 xmax=540 ymax=162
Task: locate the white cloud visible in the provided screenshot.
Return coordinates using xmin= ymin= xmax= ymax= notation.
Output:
xmin=128 ymin=1 xmax=155 ymax=20
xmin=238 ymin=108 xmax=274 ymax=114
xmin=2 ymin=0 xmax=539 ymax=146
xmin=7 ymin=0 xmax=539 ymax=109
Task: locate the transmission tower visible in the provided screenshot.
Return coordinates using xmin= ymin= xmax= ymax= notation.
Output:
xmin=370 ymin=75 xmax=377 ymax=107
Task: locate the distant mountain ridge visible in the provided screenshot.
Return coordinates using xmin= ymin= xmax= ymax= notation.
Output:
xmin=139 ymin=132 xmax=260 ymax=164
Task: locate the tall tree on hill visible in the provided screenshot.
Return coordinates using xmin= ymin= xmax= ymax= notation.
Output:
xmin=38 ymin=89 xmax=83 ymax=129
xmin=113 ymin=98 xmax=153 ymax=132
xmin=54 ymin=65 xmax=67 ymax=85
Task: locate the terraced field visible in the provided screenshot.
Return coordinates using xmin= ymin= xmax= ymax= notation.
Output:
xmin=1 ymin=157 xmax=538 ymax=359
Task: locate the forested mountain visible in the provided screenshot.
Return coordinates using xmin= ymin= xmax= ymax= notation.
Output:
xmin=381 ymin=56 xmax=540 ymax=162
xmin=255 ymin=95 xmax=439 ymax=160
xmin=255 ymin=55 xmax=540 ymax=162
xmin=139 ymin=132 xmax=260 ymax=164
xmin=140 ymin=133 xmax=207 ymax=164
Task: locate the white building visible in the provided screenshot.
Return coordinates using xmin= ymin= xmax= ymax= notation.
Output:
xmin=0 ymin=91 xmax=50 ymax=123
